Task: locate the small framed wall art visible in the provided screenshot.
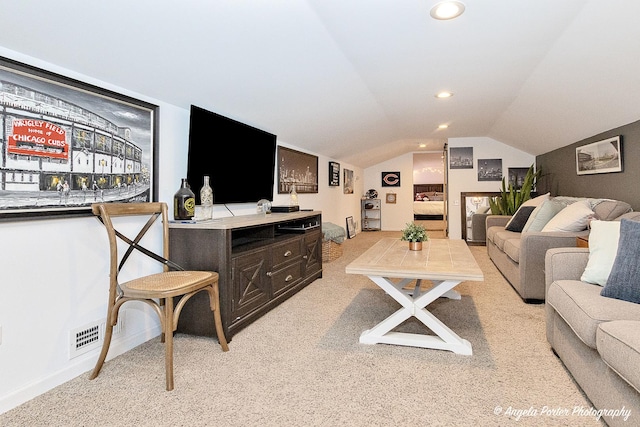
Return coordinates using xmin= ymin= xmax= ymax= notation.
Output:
xmin=386 ymin=193 xmax=397 ymax=204
xmin=381 ymin=171 xmax=401 ymax=187
xmin=343 ymin=169 xmax=354 ymax=194
xmin=449 ymin=147 xmax=473 ymax=169
xmin=508 ymin=167 xmax=530 ymax=189
xmin=477 ymin=159 xmax=502 ymax=181
xmin=329 ymin=161 xmax=340 ymax=186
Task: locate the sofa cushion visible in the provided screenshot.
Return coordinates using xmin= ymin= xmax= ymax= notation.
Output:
xmin=601 ymin=219 xmax=640 ymax=304
xmin=547 ymin=280 xmax=640 ymax=349
xmin=505 ymin=206 xmax=536 ymax=232
xmin=541 ymin=200 xmax=594 ymax=232
xmin=503 ymin=238 xmax=521 ymax=263
xmin=492 ymin=229 xmax=521 ymax=251
xmin=597 ymin=320 xmax=640 ymax=393
xmin=592 ymin=199 xmax=632 ymax=221
xmin=581 ymin=220 xmax=621 ymax=286
xmin=486 ymin=226 xmax=500 ymax=244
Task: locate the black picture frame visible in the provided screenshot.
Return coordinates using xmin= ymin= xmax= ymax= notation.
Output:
xmin=346 ymin=216 xmax=356 ymax=238
xmin=329 ymin=161 xmax=340 ymax=186
xmin=576 ymin=136 xmax=623 ymax=175
xmin=277 ymin=146 xmax=318 ymax=193
xmin=477 ymin=159 xmax=503 ymax=181
xmin=507 ymin=167 xmax=530 ymax=189
xmin=449 ymin=147 xmax=473 ymax=169
xmin=0 ymin=56 xmax=159 ymax=221
xmin=381 ymin=171 xmax=401 ymax=187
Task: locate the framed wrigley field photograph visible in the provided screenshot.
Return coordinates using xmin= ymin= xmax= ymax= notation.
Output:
xmin=576 ymin=136 xmax=622 ymax=175
xmin=0 ymin=57 xmax=159 ymax=221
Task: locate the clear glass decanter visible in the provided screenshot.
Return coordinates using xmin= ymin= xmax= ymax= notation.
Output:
xmin=199 ymin=175 xmax=213 ymax=220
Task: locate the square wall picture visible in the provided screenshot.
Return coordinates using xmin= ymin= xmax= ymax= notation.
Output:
xmin=381 ymin=171 xmax=401 ymax=187
xmin=477 ymin=159 xmax=502 ymax=181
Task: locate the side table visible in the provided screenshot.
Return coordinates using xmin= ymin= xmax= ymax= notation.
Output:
xmin=576 ymin=236 xmax=589 ymax=248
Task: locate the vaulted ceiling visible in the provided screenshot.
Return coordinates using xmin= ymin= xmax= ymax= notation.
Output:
xmin=2 ymin=0 xmax=639 ymax=168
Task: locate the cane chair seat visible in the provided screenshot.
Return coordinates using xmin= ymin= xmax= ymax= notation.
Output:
xmin=89 ymin=202 xmax=228 ymax=391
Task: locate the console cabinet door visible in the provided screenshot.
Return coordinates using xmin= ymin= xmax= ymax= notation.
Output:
xmin=231 ymin=249 xmax=270 ymax=323
xmin=303 ymin=230 xmax=322 ymax=276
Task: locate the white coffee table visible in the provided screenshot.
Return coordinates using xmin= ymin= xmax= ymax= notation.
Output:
xmin=345 ymin=238 xmax=483 ymax=355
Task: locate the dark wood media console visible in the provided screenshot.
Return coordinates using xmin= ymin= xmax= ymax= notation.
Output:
xmin=168 ymin=211 xmax=323 ymax=341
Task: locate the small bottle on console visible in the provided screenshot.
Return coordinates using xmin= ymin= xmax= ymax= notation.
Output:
xmin=174 ymin=178 xmax=195 ymax=220
xmin=289 ymin=184 xmax=299 ymax=207
xmin=199 ymin=175 xmax=213 ymax=220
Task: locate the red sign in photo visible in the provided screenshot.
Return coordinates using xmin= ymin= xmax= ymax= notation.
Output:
xmin=8 ymin=119 xmax=68 ymax=160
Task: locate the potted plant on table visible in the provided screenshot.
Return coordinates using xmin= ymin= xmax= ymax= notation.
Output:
xmin=400 ymin=222 xmax=429 ymax=251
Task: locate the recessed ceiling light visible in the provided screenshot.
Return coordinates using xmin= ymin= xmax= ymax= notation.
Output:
xmin=438 ymin=124 xmax=449 ymax=129
xmin=419 ymin=143 xmax=427 ymax=148
xmin=435 ymin=91 xmax=453 ymax=99
xmin=430 ymin=1 xmax=466 ymax=20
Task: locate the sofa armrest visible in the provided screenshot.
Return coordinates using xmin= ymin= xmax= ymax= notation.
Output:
xmin=485 ymin=214 xmax=511 ymax=229
xmin=544 ymin=247 xmax=589 ymax=292
xmin=470 ymin=213 xmax=489 ymax=241
xmin=518 ymin=230 xmax=589 ymax=301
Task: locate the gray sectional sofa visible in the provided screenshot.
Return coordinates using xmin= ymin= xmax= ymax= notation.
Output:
xmin=545 ymin=214 xmax=640 ymax=427
xmin=486 ymin=197 xmax=632 ymax=302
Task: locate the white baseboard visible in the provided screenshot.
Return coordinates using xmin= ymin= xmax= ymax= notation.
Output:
xmin=0 ymin=325 xmax=161 ymax=415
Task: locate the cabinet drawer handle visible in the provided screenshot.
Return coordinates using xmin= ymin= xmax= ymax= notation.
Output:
xmin=285 ymin=274 xmax=293 ymax=282
xmin=283 ymin=250 xmax=292 ymax=257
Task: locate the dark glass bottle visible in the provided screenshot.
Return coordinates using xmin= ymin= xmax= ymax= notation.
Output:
xmin=174 ymin=178 xmax=195 ymax=220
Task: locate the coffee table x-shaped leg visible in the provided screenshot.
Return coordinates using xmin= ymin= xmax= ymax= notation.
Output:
xmin=359 ymin=276 xmax=472 ymax=355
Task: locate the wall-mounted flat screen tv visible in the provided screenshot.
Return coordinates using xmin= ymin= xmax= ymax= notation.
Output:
xmin=187 ymin=105 xmax=277 ymax=205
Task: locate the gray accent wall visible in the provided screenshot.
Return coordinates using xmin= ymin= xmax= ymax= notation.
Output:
xmin=536 ymin=119 xmax=640 ymax=211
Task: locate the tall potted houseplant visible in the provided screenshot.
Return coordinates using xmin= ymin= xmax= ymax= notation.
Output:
xmin=489 ymin=164 xmax=541 ymax=215
xmin=401 ymin=222 xmax=429 ymax=251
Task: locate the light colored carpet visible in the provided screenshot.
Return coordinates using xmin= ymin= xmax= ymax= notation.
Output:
xmin=0 ymin=231 xmax=605 ymax=426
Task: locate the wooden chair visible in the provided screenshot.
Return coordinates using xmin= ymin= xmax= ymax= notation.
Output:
xmin=89 ymin=202 xmax=228 ymax=390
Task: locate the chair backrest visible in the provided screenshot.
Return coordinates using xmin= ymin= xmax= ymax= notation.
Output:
xmin=92 ymin=202 xmax=176 ymax=288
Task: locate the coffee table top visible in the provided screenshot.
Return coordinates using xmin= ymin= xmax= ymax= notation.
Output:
xmin=345 ymin=238 xmax=483 ymax=282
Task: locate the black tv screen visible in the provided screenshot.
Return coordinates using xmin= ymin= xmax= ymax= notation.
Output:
xmin=187 ymin=105 xmax=277 ymax=205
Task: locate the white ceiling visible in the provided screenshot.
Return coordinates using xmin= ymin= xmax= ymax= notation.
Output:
xmin=1 ymin=0 xmax=639 ymax=168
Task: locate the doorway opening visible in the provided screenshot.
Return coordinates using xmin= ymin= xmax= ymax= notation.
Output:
xmin=413 ymin=150 xmax=448 ymax=238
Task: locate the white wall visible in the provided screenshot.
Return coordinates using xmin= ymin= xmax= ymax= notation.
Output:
xmin=0 ymin=48 xmax=363 ymax=414
xmin=447 ymin=137 xmax=535 ymax=240
xmin=362 ymin=152 xmax=416 ymax=231
xmin=413 ymin=152 xmax=445 ymax=184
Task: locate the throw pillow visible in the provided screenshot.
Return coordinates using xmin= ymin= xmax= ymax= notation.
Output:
xmin=601 ymin=219 xmax=640 ymax=303
xmin=581 ymin=220 xmax=621 ymax=286
xmin=505 ymin=206 xmax=536 ymax=232
xmin=541 ymin=200 xmax=594 ymax=232
xmin=522 ymin=199 xmax=565 ymax=232
xmin=503 ymin=193 xmax=550 ymax=231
